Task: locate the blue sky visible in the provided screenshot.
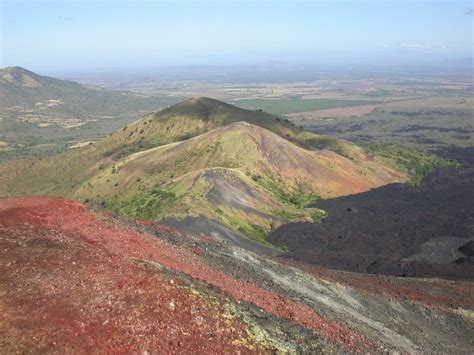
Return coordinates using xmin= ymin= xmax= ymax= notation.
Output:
xmin=1 ymin=0 xmax=472 ymax=73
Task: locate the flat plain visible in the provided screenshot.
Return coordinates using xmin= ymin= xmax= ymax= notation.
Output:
xmin=3 ymin=67 xmax=471 ymax=162
xmin=71 ymin=72 xmax=474 ymax=153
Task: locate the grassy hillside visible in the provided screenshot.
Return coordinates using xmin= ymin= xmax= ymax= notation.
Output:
xmin=0 ymin=97 xmax=349 ymax=198
xmin=72 ymin=122 xmax=408 ymax=243
xmin=99 ymin=97 xmax=298 ymax=155
xmin=95 ymin=97 xmax=367 ymax=159
xmin=1 ymin=97 xmax=450 ymax=244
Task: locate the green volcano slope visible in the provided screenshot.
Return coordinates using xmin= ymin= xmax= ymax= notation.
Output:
xmin=0 ymin=97 xmax=404 ymax=194
xmin=0 ymin=97 xmax=449 ymax=245
xmin=75 ymin=121 xmax=407 ymax=244
xmin=94 ymin=96 xmax=374 ymax=160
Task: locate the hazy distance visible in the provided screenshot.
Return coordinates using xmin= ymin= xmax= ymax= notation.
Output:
xmin=2 ymin=0 xmax=472 ymax=76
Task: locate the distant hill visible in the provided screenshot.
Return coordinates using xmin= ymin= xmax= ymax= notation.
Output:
xmin=0 ymin=97 xmax=450 ymax=244
xmin=0 ymin=66 xmax=181 ymax=117
xmin=1 ymin=66 xmax=84 ymax=107
xmin=0 ymin=66 xmax=182 ymax=160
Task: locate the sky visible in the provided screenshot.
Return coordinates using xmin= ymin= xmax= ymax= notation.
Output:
xmin=1 ymin=0 xmax=473 ymax=74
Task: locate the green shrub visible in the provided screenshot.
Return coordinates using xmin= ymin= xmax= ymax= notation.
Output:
xmin=115 ymin=187 xmax=176 ymax=219
xmin=238 ymin=223 xmax=268 ymax=244
xmin=311 ymin=210 xmax=327 ymax=224
xmin=263 ymin=180 xmax=321 ymax=208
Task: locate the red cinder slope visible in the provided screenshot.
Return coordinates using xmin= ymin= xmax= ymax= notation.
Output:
xmin=0 ymin=197 xmax=370 ymax=353
xmin=0 ymin=198 xmax=260 ymax=353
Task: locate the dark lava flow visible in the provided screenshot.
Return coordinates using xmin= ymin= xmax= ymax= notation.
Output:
xmin=269 ymin=164 xmax=474 ymax=280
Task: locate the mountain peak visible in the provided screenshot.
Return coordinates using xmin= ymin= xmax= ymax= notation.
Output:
xmin=188 ymin=96 xmax=216 ymax=102
xmin=161 ymin=96 xmax=233 ymax=114
xmin=153 ymin=96 xmax=284 ymax=128
xmin=0 ymin=66 xmax=42 ymax=87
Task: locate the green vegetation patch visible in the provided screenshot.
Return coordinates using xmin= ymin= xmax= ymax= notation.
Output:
xmin=235 ymin=98 xmax=380 ymax=116
xmin=272 ymin=209 xmax=301 ymax=220
xmin=310 ymin=209 xmax=328 ymax=224
xmin=262 ymin=179 xmax=321 ymax=208
xmin=273 ymin=207 xmax=327 ymax=224
xmin=237 ymin=223 xmax=268 ymax=245
xmin=112 ymin=186 xmax=176 ymax=220
xmin=364 ymin=142 xmax=459 ymax=184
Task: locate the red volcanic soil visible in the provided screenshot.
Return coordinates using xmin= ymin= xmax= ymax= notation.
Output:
xmin=0 ymin=198 xmax=256 ymax=353
xmin=0 ymin=197 xmax=371 ymax=353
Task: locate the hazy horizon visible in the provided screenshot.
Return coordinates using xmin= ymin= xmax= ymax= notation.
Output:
xmin=2 ymin=0 xmax=473 ymax=76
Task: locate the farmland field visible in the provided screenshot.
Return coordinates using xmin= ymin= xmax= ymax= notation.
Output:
xmin=232 ymin=98 xmax=380 ymax=115
xmin=295 ymin=98 xmax=473 ymax=151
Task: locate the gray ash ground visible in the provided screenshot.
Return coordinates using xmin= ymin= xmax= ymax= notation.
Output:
xmin=130 ymin=217 xmax=474 ymax=353
xmin=269 ymin=163 xmax=474 ymax=281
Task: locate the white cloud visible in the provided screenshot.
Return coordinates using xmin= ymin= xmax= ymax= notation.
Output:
xmin=398 ymin=43 xmax=432 ymax=49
